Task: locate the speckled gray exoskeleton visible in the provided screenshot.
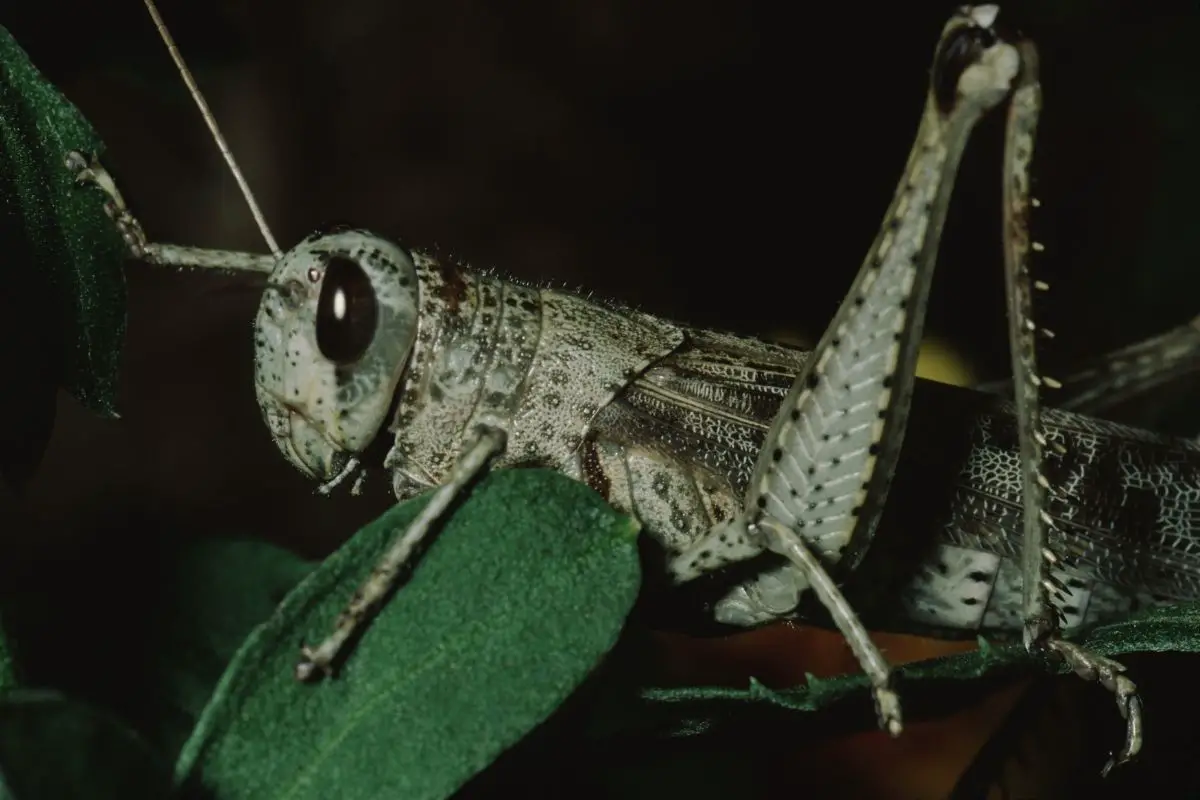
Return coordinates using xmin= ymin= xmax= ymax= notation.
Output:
xmin=68 ymin=1 xmax=1200 ymax=775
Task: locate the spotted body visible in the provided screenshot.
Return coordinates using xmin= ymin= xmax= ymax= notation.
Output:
xmin=69 ymin=1 xmax=1173 ymax=758
xmin=250 ymin=224 xmax=1200 ymax=637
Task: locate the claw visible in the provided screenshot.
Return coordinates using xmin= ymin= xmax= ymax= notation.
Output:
xmin=875 ymin=686 xmax=904 ymax=737
xmin=64 ymin=149 xmax=149 ymax=258
xmin=294 ymin=644 xmax=333 ymax=683
xmin=1045 ymin=638 xmax=1142 ymax=776
xmin=1101 ymin=682 xmax=1143 ymax=777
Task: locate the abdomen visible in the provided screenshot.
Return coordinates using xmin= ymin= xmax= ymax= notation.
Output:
xmin=581 ymin=327 xmax=1200 ymax=638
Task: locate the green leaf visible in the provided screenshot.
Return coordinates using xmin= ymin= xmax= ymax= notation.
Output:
xmin=635 ymin=603 xmax=1200 ymax=736
xmin=0 ymin=689 xmax=172 ymax=800
xmin=2 ymin=534 xmax=313 ymax=763
xmin=0 ymin=25 xmax=127 ymax=483
xmin=175 ymin=468 xmax=641 ymax=800
xmin=148 ymin=538 xmax=316 ymax=753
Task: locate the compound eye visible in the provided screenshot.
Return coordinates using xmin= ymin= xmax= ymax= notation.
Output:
xmin=316 ymin=255 xmax=378 ymax=365
xmin=933 ymin=23 xmax=1000 ymax=114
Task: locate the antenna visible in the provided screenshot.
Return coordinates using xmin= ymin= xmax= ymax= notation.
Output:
xmin=142 ymin=0 xmax=282 ymax=258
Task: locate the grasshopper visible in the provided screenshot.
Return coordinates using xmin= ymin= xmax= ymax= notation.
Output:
xmin=66 ymin=1 xmax=1200 ymax=775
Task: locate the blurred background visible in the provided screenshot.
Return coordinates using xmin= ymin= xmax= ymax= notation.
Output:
xmin=3 ymin=1 xmax=1200 ymax=796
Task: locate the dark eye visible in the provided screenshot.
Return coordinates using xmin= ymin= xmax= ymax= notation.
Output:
xmin=316 ymin=256 xmax=378 ymax=365
xmin=932 ymin=24 xmax=999 ymax=114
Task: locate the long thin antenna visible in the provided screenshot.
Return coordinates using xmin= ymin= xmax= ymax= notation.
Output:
xmin=142 ymin=0 xmax=282 ymax=258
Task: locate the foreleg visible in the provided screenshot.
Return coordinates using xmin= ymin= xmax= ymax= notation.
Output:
xmin=295 ymin=426 xmax=508 ymax=681
xmin=65 ymin=150 xmax=276 ymax=273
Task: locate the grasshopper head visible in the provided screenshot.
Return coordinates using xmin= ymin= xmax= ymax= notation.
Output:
xmin=253 ymin=226 xmax=419 ymax=481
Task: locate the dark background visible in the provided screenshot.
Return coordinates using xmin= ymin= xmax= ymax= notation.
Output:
xmin=2 ymin=1 xmax=1200 ymax=797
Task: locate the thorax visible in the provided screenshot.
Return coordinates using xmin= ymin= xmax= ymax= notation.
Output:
xmin=382 ymin=252 xmax=683 ymax=498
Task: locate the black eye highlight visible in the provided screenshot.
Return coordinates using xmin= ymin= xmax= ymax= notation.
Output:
xmin=316 ymin=256 xmax=378 ymax=365
xmin=933 ymin=24 xmax=998 ymax=115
